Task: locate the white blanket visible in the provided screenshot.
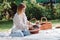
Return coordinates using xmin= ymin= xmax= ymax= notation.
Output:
xmin=0 ymin=29 xmax=60 ymax=40
xmin=23 ymin=29 xmax=60 ymax=40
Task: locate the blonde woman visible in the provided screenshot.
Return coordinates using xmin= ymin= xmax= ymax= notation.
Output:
xmin=9 ymin=3 xmax=31 ymax=37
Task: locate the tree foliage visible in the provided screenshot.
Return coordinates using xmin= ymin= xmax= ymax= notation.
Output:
xmin=0 ymin=0 xmax=60 ymax=20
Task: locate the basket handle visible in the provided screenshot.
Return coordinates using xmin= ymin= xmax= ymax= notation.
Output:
xmin=40 ymin=17 xmax=48 ymax=23
xmin=30 ymin=18 xmax=37 ymax=22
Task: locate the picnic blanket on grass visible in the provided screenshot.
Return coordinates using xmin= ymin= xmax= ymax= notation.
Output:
xmin=0 ymin=29 xmax=60 ymax=40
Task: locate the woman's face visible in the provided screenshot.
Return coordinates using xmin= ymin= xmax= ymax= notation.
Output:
xmin=22 ymin=7 xmax=26 ymax=13
xmin=22 ymin=4 xmax=26 ymax=12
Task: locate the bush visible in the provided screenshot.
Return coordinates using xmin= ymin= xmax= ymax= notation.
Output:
xmin=55 ymin=3 xmax=60 ymax=19
xmin=25 ymin=2 xmax=46 ymax=20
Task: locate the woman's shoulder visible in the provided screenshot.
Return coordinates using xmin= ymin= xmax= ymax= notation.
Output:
xmin=14 ymin=13 xmax=19 ymax=18
xmin=15 ymin=13 xmax=17 ymax=15
xmin=13 ymin=13 xmax=19 ymax=20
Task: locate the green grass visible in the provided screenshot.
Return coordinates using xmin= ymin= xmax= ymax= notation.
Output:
xmin=0 ymin=19 xmax=60 ymax=32
xmin=50 ymin=19 xmax=60 ymax=24
xmin=0 ymin=20 xmax=13 ymax=32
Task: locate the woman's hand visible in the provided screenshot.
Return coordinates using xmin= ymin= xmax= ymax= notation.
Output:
xmin=29 ymin=26 xmax=34 ymax=30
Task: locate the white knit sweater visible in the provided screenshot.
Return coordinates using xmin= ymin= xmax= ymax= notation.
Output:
xmin=12 ymin=13 xmax=28 ymax=31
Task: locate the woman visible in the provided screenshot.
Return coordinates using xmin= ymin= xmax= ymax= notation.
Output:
xmin=9 ymin=3 xmax=31 ymax=37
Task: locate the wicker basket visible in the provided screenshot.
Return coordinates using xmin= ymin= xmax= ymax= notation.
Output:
xmin=40 ymin=17 xmax=52 ymax=30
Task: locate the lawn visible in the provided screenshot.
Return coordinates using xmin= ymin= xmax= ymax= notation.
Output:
xmin=0 ymin=19 xmax=60 ymax=32
xmin=0 ymin=20 xmax=13 ymax=32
